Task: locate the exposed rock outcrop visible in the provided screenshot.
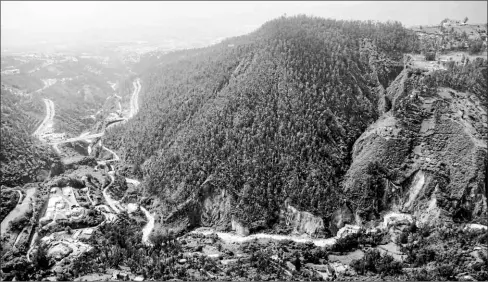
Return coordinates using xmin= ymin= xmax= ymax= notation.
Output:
xmin=343 ymin=66 xmax=487 ymax=226
xmin=329 ymin=203 xmax=355 ymax=236
xmin=231 ymin=216 xmax=250 ymax=236
xmin=279 ymin=199 xmax=325 ymax=237
xmin=199 ymin=178 xmax=232 ymax=230
xmin=162 ymin=178 xmax=234 ymax=234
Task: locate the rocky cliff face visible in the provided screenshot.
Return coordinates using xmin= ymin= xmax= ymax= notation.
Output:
xmin=279 ymin=199 xmax=326 ymax=237
xmin=161 ymin=177 xmax=235 ymax=234
xmin=342 ymin=66 xmax=487 ymax=226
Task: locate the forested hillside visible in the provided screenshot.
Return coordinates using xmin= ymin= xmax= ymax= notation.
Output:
xmin=0 ymin=89 xmax=60 ymax=186
xmin=104 ymin=16 xmax=421 ymax=228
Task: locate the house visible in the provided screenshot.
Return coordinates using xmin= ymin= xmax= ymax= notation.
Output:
xmin=442 ymin=19 xmax=460 ymax=27
xmin=54 ymin=213 xmax=68 ymax=224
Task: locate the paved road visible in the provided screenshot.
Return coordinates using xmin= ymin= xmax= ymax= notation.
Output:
xmin=47 ymin=78 xmax=140 ymax=146
xmin=32 ymin=99 xmax=55 ymax=138
xmin=49 ymin=133 xmax=104 ymax=145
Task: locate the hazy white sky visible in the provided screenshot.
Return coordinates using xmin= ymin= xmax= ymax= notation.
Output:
xmin=1 ymin=1 xmax=487 ymax=48
xmin=2 ymin=1 xmax=487 ymax=29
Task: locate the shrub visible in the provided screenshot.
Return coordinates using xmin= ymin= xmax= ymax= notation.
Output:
xmin=9 ymin=215 xmax=30 ymax=231
xmin=68 ymin=177 xmax=85 ymax=188
xmin=331 ymin=233 xmax=360 ymax=252
xmin=411 ymin=267 xmax=434 ymax=281
xmin=475 ymin=271 xmax=488 ymax=281
xmin=332 ymin=229 xmax=386 ymax=252
xmin=408 ymin=222 xmax=417 ymax=233
xmin=413 ymin=248 xmax=436 ymax=266
xmin=376 ymin=254 xmax=402 ymax=275
xmin=32 ymin=243 xmax=50 ymax=270
xmin=397 ymin=231 xmax=408 ymax=244
xmin=302 ymin=248 xmax=328 ymax=264
xmin=420 ymin=225 xmax=432 ymax=237
xmin=350 ymin=249 xmax=402 ymax=275
xmin=436 ymin=263 xmax=455 ymax=280
xmin=469 ymin=41 xmax=483 ymax=54
xmin=56 ymin=178 xmax=69 ymax=187
xmin=425 ymin=52 xmax=436 ymax=61
xmin=250 ymin=249 xmax=273 ymax=273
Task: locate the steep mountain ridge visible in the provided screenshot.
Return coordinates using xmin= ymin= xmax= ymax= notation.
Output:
xmin=103 ymin=16 xmax=421 ymax=235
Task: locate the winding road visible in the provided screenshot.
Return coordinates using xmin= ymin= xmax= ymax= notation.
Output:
xmin=98 ymin=147 xmax=155 ymax=246
xmin=102 ymin=172 xmax=123 ymax=213
xmin=95 ymin=78 xmax=154 ymax=245
xmin=26 ymin=77 xmax=156 ymax=261
xmin=44 ymin=77 xmax=141 ymax=145
xmin=102 ymin=146 xmax=120 ymax=162
xmin=32 ymin=99 xmax=55 ymax=139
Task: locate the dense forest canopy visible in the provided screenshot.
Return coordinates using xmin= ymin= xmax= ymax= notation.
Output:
xmin=104 ymin=16 xmax=422 ymax=225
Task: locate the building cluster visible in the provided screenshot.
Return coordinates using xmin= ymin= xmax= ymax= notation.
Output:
xmin=414 ymin=23 xmax=488 ymax=53
xmin=442 ymin=19 xmax=466 ymax=27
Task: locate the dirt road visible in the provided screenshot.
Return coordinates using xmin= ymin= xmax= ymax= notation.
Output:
xmin=100 ymin=164 xmax=153 ymax=246
xmin=102 ymin=145 xmax=120 ymax=162
xmin=191 ymin=228 xmax=337 ymax=247
xmin=102 ymin=172 xmax=123 ymax=213
xmin=49 ymin=133 xmax=104 ymax=145
xmin=125 ymin=178 xmax=140 ymax=186
xmin=141 ymin=206 xmax=154 ymax=246
xmin=129 ymin=78 xmax=141 ymax=118
xmin=99 ymin=166 xmax=153 ymax=246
